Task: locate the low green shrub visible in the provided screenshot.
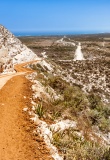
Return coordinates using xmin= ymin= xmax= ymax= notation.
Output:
xmin=35 ymin=103 xmax=44 ymax=118
xmin=88 ymin=93 xmax=102 ymax=109
xmin=52 ymin=129 xmax=110 ymax=160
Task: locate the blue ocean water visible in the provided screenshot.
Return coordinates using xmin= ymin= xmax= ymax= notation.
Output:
xmin=13 ymin=31 xmax=103 ymax=37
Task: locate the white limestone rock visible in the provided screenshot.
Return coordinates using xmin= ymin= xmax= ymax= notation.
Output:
xmin=0 ymin=25 xmax=38 ymax=73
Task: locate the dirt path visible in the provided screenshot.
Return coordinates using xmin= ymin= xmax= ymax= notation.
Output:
xmin=0 ymin=62 xmax=53 ymax=160
xmin=0 ymin=61 xmax=34 ymax=89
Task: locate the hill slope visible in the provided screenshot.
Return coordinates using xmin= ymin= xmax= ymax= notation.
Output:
xmin=0 ymin=25 xmax=38 ymax=73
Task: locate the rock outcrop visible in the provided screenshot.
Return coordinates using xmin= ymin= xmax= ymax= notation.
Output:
xmin=0 ymin=25 xmax=38 ymax=73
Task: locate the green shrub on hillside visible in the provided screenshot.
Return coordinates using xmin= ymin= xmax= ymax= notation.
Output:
xmin=47 ymin=76 xmax=68 ymax=94
xmin=35 ymin=103 xmax=44 ymax=118
xmin=63 ymin=86 xmax=88 ymax=113
xmin=52 ymin=129 xmax=109 ymax=160
xmin=88 ymin=93 xmax=110 ymax=132
xmin=88 ymin=93 xmax=102 ymax=109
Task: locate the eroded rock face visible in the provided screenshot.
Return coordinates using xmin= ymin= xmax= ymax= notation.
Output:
xmin=0 ymin=25 xmax=38 ymax=73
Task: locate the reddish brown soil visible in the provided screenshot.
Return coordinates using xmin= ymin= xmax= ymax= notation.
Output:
xmin=0 ymin=62 xmax=53 ymax=160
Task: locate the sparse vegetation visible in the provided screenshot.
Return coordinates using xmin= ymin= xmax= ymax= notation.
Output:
xmin=87 ymin=93 xmax=110 ymax=132
xmin=52 ymin=129 xmax=110 ymax=160
xmin=35 ymin=103 xmax=44 ymax=118
xmin=23 ymin=35 xmax=110 ymax=160
xmin=32 ymin=62 xmax=110 ymax=133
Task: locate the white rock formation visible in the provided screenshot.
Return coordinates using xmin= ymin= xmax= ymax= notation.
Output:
xmin=0 ymin=25 xmax=38 ymax=73
xmin=56 ymin=36 xmax=75 ymax=46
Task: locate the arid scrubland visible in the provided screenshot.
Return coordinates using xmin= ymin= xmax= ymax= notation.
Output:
xmin=20 ymin=35 xmax=110 ymax=160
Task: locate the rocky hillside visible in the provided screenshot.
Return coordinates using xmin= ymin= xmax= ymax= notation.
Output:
xmin=19 ymin=35 xmax=110 ymax=104
xmin=0 ymin=25 xmax=38 ymax=73
xmin=19 ymin=35 xmax=110 ymax=160
xmin=27 ymin=58 xmax=110 ymax=160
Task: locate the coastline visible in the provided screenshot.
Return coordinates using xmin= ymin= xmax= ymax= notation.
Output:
xmin=13 ymin=31 xmax=110 ymax=37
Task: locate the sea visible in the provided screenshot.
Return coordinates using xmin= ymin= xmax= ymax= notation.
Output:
xmin=13 ymin=31 xmax=105 ymax=37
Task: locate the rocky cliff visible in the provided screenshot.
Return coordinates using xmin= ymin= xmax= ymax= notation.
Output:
xmin=0 ymin=25 xmax=38 ymax=73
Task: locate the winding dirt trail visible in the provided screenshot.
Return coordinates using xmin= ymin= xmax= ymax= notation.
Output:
xmin=0 ymin=62 xmax=53 ymax=160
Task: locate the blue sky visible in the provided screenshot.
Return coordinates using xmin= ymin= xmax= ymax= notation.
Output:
xmin=0 ymin=0 xmax=110 ymax=33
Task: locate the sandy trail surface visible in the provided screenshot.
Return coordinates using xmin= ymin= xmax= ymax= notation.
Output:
xmin=0 ymin=72 xmax=25 ymax=89
xmin=0 ymin=62 xmax=53 ymax=160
